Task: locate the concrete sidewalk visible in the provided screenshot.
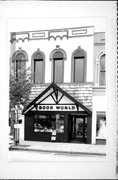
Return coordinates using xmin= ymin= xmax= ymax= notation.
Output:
xmin=9 ymin=139 xmax=106 ymax=156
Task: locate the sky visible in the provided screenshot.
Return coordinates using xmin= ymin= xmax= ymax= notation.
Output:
xmin=4 ymin=1 xmax=113 ymax=34
xmin=8 ymin=17 xmax=106 ymax=33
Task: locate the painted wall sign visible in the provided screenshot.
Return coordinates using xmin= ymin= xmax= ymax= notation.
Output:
xmin=36 ymin=105 xmax=77 ymax=111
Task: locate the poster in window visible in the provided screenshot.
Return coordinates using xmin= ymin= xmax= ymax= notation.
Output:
xmin=96 ymin=114 xmax=106 ymax=138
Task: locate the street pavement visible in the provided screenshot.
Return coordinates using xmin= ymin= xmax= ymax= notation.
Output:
xmin=9 ymin=139 xmax=106 ymax=156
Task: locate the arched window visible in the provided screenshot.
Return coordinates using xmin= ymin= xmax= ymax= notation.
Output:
xmin=53 ymin=51 xmax=64 ymax=83
xmin=12 ymin=48 xmax=28 ymax=79
xmin=50 ymin=46 xmax=66 ymax=83
xmin=95 ymin=52 xmax=106 ymax=86
xmin=99 ymin=54 xmax=106 ymax=86
xmin=32 ymin=49 xmax=45 ymax=84
xmin=72 ymin=47 xmax=86 ymax=83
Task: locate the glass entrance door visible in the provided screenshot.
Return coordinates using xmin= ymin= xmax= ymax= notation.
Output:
xmin=68 ymin=115 xmax=87 ymax=143
xmin=75 ymin=117 xmax=87 ymax=140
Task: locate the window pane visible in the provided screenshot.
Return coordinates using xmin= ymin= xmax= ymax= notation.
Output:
xmin=96 ymin=113 xmax=106 ymax=138
xmin=53 ymin=52 xmax=63 ymax=59
xmin=34 ymin=60 xmax=43 ymax=83
xmin=34 ymin=53 xmax=43 ymax=60
xmin=34 ymin=114 xmax=64 ymax=133
xmin=56 ymin=114 xmax=64 ymax=133
xmin=99 ymin=72 xmax=105 ymax=86
xmin=99 ymin=54 xmax=106 ymax=86
xmin=100 ymin=54 xmax=105 ymax=71
xmin=34 ymin=114 xmax=56 ymax=132
xmin=16 ymin=53 xmax=26 ymax=61
xmin=16 ymin=60 xmax=26 ymax=77
xmin=54 ymin=59 xmax=63 ymax=83
xmin=74 ymin=51 xmax=84 ymax=58
xmin=74 ymin=58 xmax=84 ymax=82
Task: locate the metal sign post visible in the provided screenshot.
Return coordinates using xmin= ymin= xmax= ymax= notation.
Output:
xmin=14 ymin=104 xmax=20 ymax=145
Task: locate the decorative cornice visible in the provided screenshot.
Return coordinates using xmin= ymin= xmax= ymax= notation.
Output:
xmin=10 ymin=26 xmax=94 ymax=43
xmin=10 ymin=32 xmax=29 ymax=43
xmin=49 ymin=29 xmax=68 ymax=40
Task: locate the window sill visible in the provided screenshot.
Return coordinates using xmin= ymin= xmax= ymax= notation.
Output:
xmin=93 ymin=86 xmax=106 ymax=96
xmin=93 ymin=86 xmax=106 ymax=89
xmin=96 ymin=137 xmax=106 ymax=140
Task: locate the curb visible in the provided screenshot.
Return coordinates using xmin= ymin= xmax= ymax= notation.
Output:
xmin=9 ymin=146 xmax=106 ymax=156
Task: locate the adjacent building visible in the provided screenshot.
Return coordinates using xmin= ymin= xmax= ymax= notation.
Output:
xmin=10 ymin=26 xmax=106 ymax=144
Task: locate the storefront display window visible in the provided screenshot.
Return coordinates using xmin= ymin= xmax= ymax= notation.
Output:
xmin=56 ymin=114 xmax=64 ymax=133
xmin=34 ymin=114 xmax=64 ymax=133
xmin=96 ymin=112 xmax=106 ymax=138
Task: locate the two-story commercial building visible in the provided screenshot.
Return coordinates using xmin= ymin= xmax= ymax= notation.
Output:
xmin=10 ymin=26 xmax=106 ymax=144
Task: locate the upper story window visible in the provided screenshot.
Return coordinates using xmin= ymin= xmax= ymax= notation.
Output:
xmin=95 ymin=52 xmax=106 ymax=86
xmin=53 ymin=52 xmax=64 ymax=83
xmin=99 ymin=54 xmax=106 ymax=86
xmin=72 ymin=46 xmax=86 ymax=83
xmin=50 ymin=46 xmax=67 ymax=83
xmin=31 ymin=49 xmax=45 ymax=84
xmin=12 ymin=48 xmax=28 ymax=79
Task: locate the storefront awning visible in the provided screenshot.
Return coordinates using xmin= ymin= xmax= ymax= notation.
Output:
xmin=22 ymin=82 xmax=92 ymax=115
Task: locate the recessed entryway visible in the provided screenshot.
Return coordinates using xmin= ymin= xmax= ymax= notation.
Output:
xmin=68 ymin=115 xmax=87 ymax=143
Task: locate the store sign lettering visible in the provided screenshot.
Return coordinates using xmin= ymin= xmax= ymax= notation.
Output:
xmin=37 ymin=105 xmax=77 ymax=111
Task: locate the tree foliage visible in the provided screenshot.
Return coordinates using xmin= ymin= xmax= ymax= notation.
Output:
xmin=9 ymin=68 xmax=32 ymax=109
